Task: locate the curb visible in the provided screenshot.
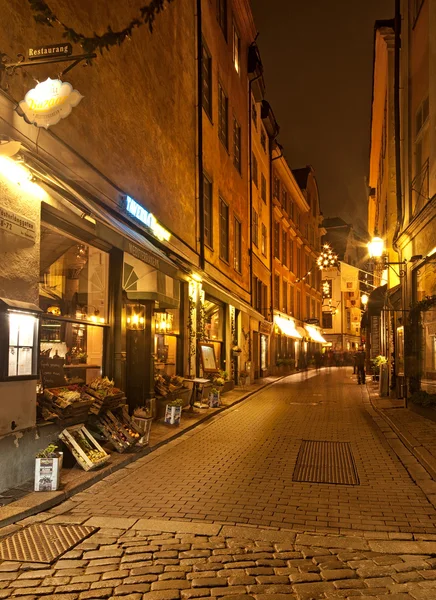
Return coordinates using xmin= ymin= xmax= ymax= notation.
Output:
xmin=0 ymin=375 xmax=288 ymax=529
xmin=366 ymin=385 xmax=436 ymax=481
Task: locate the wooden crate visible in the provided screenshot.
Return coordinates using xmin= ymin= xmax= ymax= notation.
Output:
xmin=59 ymin=425 xmax=109 ymax=471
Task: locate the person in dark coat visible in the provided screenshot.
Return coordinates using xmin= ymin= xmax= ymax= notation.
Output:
xmin=355 ymin=346 xmax=366 ymax=384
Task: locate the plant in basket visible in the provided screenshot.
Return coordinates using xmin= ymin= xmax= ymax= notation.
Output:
xmin=165 ymin=398 xmax=183 ymax=425
xmin=34 ymin=444 xmax=63 ymax=492
xmin=208 ymin=387 xmax=221 ymax=408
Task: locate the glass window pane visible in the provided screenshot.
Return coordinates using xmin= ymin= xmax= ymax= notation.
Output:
xmin=39 ymin=227 xmax=109 ymax=322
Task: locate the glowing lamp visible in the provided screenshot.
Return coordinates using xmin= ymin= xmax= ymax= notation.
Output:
xmin=361 ymin=294 xmax=369 ymax=306
xmin=126 ymin=304 xmax=145 ymax=330
xmin=368 ymin=236 xmax=384 ymax=258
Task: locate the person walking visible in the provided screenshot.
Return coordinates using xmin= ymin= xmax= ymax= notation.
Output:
xmin=356 ymin=346 xmax=366 ymax=384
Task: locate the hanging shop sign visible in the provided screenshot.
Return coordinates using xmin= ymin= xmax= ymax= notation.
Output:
xmin=125 ymin=196 xmax=171 ymax=242
xmin=259 ymin=320 xmax=273 ymax=335
xmin=28 ymin=43 xmax=72 ymax=60
xmin=19 ymin=78 xmax=83 ymax=129
xmin=0 ymin=205 xmax=36 ymax=242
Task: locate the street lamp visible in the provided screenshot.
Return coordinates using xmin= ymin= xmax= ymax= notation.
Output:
xmin=367 ymin=235 xmax=406 ymax=278
xmin=361 ymin=293 xmax=369 ymax=306
xmin=367 ymin=236 xmax=384 ymax=259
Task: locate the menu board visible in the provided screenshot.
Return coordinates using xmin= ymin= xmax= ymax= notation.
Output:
xmin=18 ymin=348 xmax=33 ymax=376
xmin=370 ymin=316 xmax=380 ymax=358
xmin=40 ymin=357 xmax=66 ymax=388
xmin=199 ymin=344 xmax=218 ymax=372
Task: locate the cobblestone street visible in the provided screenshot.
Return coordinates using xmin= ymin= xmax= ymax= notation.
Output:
xmin=2 ymin=369 xmax=436 ymax=600
xmin=67 ymin=369 xmax=436 ymax=534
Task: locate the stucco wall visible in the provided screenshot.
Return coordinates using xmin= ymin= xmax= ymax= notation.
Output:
xmin=0 ymin=0 xmax=197 ymax=250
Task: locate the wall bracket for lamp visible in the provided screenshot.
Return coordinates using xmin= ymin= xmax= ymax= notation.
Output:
xmin=1 ymin=51 xmax=97 ymax=81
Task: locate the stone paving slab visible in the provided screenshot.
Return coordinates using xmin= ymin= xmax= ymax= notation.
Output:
xmin=132 ymin=521 xmax=221 ymax=537
xmin=0 ymin=520 xmax=435 ymax=599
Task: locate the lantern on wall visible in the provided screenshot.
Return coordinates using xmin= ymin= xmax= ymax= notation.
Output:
xmin=126 ymin=304 xmax=145 ymax=330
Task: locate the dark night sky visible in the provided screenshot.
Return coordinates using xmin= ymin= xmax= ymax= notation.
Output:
xmin=250 ymin=0 xmax=394 ymax=234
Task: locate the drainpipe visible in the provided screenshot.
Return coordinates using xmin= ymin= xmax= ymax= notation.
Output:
xmin=392 ymin=0 xmax=403 ymax=397
xmin=248 ymin=74 xmax=262 ymax=307
xmin=393 ymin=0 xmax=403 ymax=251
xmin=196 ymin=0 xmax=205 ymax=271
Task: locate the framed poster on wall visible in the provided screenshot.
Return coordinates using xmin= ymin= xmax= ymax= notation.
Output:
xmin=199 ymin=343 xmax=218 ymax=373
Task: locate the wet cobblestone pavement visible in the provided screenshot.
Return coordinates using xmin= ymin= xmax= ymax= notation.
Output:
xmin=2 ymin=369 xmax=436 ymax=599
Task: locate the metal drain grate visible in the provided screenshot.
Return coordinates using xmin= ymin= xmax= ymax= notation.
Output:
xmin=0 ymin=523 xmax=97 ymax=563
xmin=293 ymin=440 xmax=359 ymax=485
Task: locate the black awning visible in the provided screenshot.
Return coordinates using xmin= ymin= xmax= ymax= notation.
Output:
xmin=361 ymin=310 xmax=368 ymax=329
xmin=368 ymin=284 xmax=388 ymax=316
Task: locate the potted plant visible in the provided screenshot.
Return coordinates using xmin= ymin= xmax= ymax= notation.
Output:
xmin=165 ymin=398 xmax=184 ymax=425
xmin=371 ymin=355 xmax=387 ymax=381
xmin=34 ymin=443 xmax=63 ymax=492
xmin=239 ymin=369 xmax=249 ymax=386
xmin=232 ymin=345 xmax=242 ymax=356
xmin=208 ymin=387 xmax=221 ymax=407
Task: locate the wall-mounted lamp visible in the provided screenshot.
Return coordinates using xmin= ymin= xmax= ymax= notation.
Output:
xmin=368 ymin=236 xmax=406 ymax=278
xmin=367 ymin=236 xmax=385 ymax=259
xmin=126 ymin=304 xmax=145 ymax=330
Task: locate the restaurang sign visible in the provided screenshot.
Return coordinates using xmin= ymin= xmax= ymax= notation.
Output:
xmin=19 ymin=78 xmax=83 ymax=128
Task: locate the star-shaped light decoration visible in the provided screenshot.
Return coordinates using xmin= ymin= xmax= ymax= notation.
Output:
xmin=317 ymin=244 xmax=338 ymax=270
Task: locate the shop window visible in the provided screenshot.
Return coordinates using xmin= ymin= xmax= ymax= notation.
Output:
xmin=204 ymin=297 xmax=225 ymax=368
xmin=40 ymin=319 xmax=104 ymax=384
xmin=39 ymin=227 xmax=109 ymax=322
xmin=154 ymin=309 xmax=181 ymax=378
xmin=38 ymin=227 xmax=108 ymax=386
xmin=415 ymin=262 xmax=436 ymax=391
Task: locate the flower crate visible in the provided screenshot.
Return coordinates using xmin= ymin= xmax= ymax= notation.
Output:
xmin=208 ymin=390 xmax=221 ymax=408
xmin=59 ymin=425 xmax=109 ymax=471
xmin=34 ymin=453 xmax=63 ymax=491
xmin=165 ymin=405 xmax=182 ymax=425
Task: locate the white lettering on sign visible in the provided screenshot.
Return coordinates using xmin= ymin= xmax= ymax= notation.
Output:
xmin=19 ymin=78 xmax=83 ymax=129
xmin=0 ymin=205 xmax=36 ymax=242
xmin=125 ymin=196 xmax=171 ymax=242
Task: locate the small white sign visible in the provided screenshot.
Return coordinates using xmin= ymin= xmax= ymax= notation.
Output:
xmin=0 ymin=205 xmax=36 ymax=241
xmin=19 ymin=78 xmax=83 ymax=129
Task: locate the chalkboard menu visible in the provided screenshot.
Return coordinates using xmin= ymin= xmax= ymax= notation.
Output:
xmin=370 ymin=316 xmax=380 ymax=358
xmin=40 ymin=357 xmax=66 ymax=388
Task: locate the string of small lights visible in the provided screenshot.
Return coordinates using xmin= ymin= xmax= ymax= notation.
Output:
xmin=295 ymin=244 xmax=339 ymax=284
